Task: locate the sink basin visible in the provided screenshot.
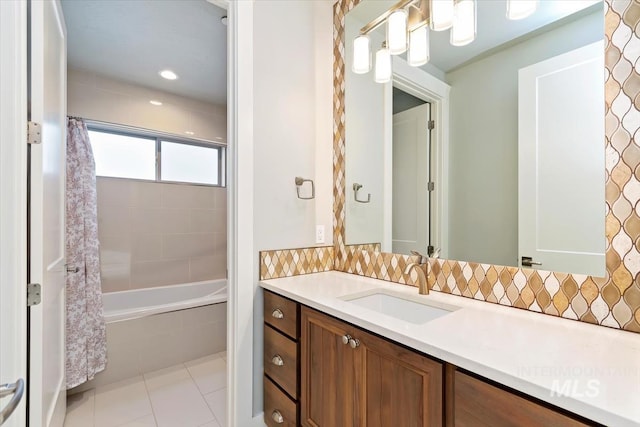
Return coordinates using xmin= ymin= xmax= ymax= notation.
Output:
xmin=342 ymin=291 xmax=456 ymax=324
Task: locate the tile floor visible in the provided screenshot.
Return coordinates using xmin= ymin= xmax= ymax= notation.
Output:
xmin=64 ymin=352 xmax=227 ymax=427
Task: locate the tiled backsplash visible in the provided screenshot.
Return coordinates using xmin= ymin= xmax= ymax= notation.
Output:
xmin=328 ymin=0 xmax=640 ymax=333
xmin=97 ymin=177 xmax=226 ymax=292
xmin=260 ymin=247 xmax=334 ymax=280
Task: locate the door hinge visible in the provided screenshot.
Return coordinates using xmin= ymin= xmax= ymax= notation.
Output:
xmin=427 ymin=120 xmax=435 ymax=130
xmin=427 ymin=182 xmax=435 ymax=192
xmin=27 ymin=283 xmax=42 ymax=306
xmin=27 ymin=121 xmax=42 ymax=145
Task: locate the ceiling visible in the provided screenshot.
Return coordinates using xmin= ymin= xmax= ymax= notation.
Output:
xmin=349 ymin=0 xmax=603 ymax=73
xmin=61 ymin=0 xmax=227 ymax=105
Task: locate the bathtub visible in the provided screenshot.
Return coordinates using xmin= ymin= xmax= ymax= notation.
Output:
xmin=70 ymin=279 xmax=227 ymax=393
xmin=103 ymin=279 xmax=227 ymax=322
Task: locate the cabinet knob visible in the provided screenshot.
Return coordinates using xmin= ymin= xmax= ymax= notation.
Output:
xmin=349 ymin=338 xmax=360 ymax=349
xmin=342 ymin=334 xmax=352 ymax=345
xmin=271 ymin=355 xmax=284 ymax=366
xmin=271 ymin=308 xmax=284 ymax=319
xmin=271 ymin=410 xmax=284 ymax=424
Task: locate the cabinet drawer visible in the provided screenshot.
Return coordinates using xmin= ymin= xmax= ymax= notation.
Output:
xmin=264 ymin=290 xmax=298 ymax=339
xmin=264 ymin=324 xmax=298 ymax=398
xmin=264 ymin=376 xmax=298 ymax=427
xmin=453 ymin=371 xmax=593 ymax=427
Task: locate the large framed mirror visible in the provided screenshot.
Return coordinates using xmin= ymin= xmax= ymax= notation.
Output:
xmin=344 ymin=0 xmax=606 ymax=277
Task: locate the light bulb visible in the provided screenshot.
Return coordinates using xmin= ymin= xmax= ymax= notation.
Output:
xmin=430 ymin=0 xmax=454 ymax=31
xmin=352 ymin=35 xmax=371 ymax=74
xmin=387 ymin=9 xmax=408 ymax=55
xmin=450 ymin=0 xmax=476 ymax=47
xmin=375 ymin=47 xmax=391 ymax=83
xmin=408 ymin=26 xmax=430 ymax=67
xmin=507 ymin=0 xmax=538 ymax=20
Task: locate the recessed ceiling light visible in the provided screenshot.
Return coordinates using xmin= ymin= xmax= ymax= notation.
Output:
xmin=159 ymin=70 xmax=178 ymax=80
xmin=149 ymin=100 xmax=163 ymax=106
xmin=185 ymin=131 xmax=195 ymax=135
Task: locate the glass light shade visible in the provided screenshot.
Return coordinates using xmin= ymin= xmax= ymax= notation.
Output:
xmin=374 ymin=47 xmax=392 ymax=83
xmin=429 ymin=0 xmax=454 ymax=31
xmin=408 ymin=26 xmax=430 ymax=67
xmin=506 ymin=0 xmax=538 ymax=20
xmin=450 ymin=0 xmax=476 ymax=47
xmin=387 ymin=9 xmax=408 ymax=55
xmin=352 ymin=35 xmax=371 ymax=74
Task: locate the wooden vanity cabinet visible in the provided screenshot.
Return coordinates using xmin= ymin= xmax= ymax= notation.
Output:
xmin=301 ymin=306 xmax=443 ymax=427
xmin=446 ymin=367 xmax=596 ymax=427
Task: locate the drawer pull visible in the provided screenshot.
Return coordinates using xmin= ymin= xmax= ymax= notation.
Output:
xmin=349 ymin=338 xmax=360 ymax=349
xmin=271 ymin=410 xmax=284 ymax=424
xmin=271 ymin=308 xmax=284 ymax=319
xmin=342 ymin=334 xmax=352 ymax=345
xmin=271 ymin=355 xmax=284 ymax=366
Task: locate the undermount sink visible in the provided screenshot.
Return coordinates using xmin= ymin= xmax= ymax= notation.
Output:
xmin=341 ymin=291 xmax=457 ymax=324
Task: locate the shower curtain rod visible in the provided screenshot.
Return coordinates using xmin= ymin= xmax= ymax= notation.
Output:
xmin=81 ymin=118 xmax=227 ymax=147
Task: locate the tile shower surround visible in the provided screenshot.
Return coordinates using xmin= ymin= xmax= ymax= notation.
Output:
xmin=260 ymin=0 xmax=640 ymax=334
xmin=97 ymin=177 xmax=227 ymax=293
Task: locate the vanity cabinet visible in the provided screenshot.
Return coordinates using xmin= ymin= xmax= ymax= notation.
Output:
xmin=446 ymin=368 xmax=593 ymax=427
xmin=263 ymin=291 xmax=300 ymax=426
xmin=300 ymin=306 xmax=443 ymax=427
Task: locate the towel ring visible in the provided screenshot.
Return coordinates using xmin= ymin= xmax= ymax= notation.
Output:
xmin=295 ymin=177 xmax=315 ymax=200
xmin=353 ymin=183 xmax=371 ymax=203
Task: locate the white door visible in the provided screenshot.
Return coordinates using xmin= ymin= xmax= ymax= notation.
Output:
xmin=0 ymin=1 xmax=29 ymax=426
xmin=518 ymin=41 xmax=605 ymax=277
xmin=29 ymin=0 xmax=68 ymax=426
xmin=392 ymin=103 xmax=430 ymax=255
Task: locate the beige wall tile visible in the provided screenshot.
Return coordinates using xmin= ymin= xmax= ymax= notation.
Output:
xmin=189 ymin=256 xmax=226 ymax=282
xmin=100 ymin=263 xmax=131 ymax=293
xmin=99 ymin=234 xmax=132 ymax=265
xmin=131 ymin=259 xmax=190 ymax=287
xmin=162 ymin=184 xmax=195 ymax=208
xmin=131 ymin=208 xmax=165 ymax=234
xmin=192 ymin=186 xmax=216 ymax=209
xmin=97 ymin=178 xmax=133 ymax=208
xmin=191 ymin=209 xmax=217 ymax=233
xmin=130 ymin=181 xmax=163 ymax=207
xmin=163 ymin=233 xmax=216 ymax=260
xmin=98 ymin=206 xmax=132 ymax=236
xmin=131 ymin=234 xmax=163 ymax=262
xmin=160 ymin=209 xmax=192 ymax=234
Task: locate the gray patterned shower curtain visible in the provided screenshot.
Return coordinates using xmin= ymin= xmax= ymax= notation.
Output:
xmin=65 ymin=117 xmax=107 ymax=389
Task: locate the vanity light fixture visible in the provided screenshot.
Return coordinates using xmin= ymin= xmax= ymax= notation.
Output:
xmin=506 ymin=0 xmax=538 ymax=20
xmin=408 ymin=25 xmax=430 ymax=66
xmin=387 ymin=9 xmax=408 ymax=55
xmin=429 ymin=0 xmax=454 ymax=31
xmin=352 ymin=35 xmax=372 ymax=74
xmin=354 ymin=0 xmax=535 ymax=83
xmin=149 ymin=100 xmax=163 ymax=106
xmin=159 ymin=69 xmax=178 ymax=80
xmin=375 ymin=43 xmax=392 ymax=83
xmin=450 ymin=0 xmax=476 ymax=46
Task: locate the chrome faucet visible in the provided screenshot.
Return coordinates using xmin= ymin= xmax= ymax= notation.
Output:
xmin=404 ymin=249 xmax=440 ymax=295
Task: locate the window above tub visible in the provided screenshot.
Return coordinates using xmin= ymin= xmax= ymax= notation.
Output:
xmin=87 ymin=123 xmax=226 ymax=187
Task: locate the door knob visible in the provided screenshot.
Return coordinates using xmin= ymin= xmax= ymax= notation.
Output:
xmin=521 ymin=256 xmax=542 ymax=267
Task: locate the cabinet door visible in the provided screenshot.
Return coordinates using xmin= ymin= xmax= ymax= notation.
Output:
xmin=357 ymin=329 xmax=443 ymax=427
xmin=301 ymin=307 xmax=357 ymax=427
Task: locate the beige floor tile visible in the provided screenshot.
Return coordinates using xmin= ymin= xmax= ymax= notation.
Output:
xmin=94 ymin=376 xmax=153 ymax=427
xmin=185 ymin=356 xmax=226 ymax=395
xmin=203 ymin=388 xmax=226 ymax=427
xmin=118 ymin=414 xmax=157 ymax=427
xmin=64 ymin=389 xmax=95 ymax=427
xmin=144 ymin=365 xmax=214 ymax=427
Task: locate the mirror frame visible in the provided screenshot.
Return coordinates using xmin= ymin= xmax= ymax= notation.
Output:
xmin=332 ymin=0 xmax=640 ymax=333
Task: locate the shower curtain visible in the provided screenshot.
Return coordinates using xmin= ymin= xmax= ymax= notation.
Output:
xmin=65 ymin=117 xmax=107 ymax=389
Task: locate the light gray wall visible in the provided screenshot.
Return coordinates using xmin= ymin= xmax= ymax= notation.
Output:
xmin=446 ymin=10 xmax=603 ymax=266
xmin=252 ymin=0 xmax=334 ymax=414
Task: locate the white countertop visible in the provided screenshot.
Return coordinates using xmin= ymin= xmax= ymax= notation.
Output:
xmin=260 ymin=271 xmax=640 ymax=427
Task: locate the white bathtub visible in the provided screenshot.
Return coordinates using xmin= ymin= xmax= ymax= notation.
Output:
xmin=103 ymin=279 xmax=227 ymax=322
xmin=71 ymin=279 xmax=227 ymax=393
